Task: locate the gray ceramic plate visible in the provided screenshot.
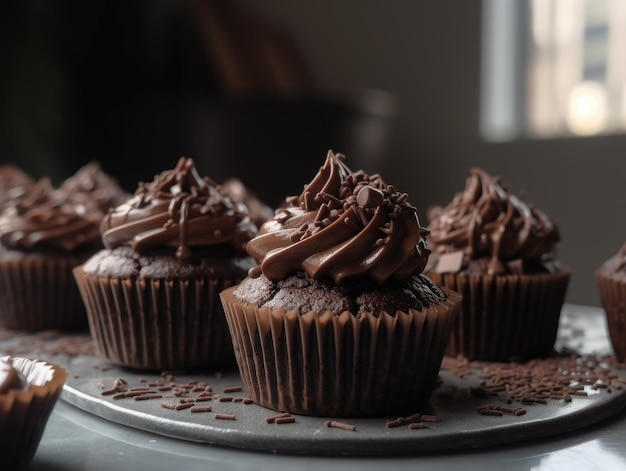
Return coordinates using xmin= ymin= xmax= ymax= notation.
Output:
xmin=2 ymin=305 xmax=624 ymax=456
xmin=56 ymin=354 xmax=625 ymax=455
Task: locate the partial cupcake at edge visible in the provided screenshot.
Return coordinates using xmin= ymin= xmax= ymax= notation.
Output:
xmin=73 ymin=157 xmax=258 ymax=371
xmin=0 ymin=179 xmax=102 ymax=331
xmin=425 ymin=167 xmax=571 ymax=362
xmin=220 ymin=150 xmax=462 ymax=417
xmin=0 ymin=163 xmax=127 ymax=332
xmin=595 ymin=243 xmax=626 ymax=362
xmin=0 ymin=356 xmax=67 ymax=470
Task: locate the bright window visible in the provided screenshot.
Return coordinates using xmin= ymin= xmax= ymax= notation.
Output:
xmin=481 ymin=0 xmax=626 ymax=141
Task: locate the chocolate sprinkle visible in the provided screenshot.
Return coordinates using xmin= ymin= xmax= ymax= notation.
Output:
xmin=325 ymin=420 xmax=356 ymax=431
xmin=386 ymin=412 xmax=437 ymax=429
xmin=215 ymin=413 xmax=236 ymax=421
xmin=174 ymin=402 xmax=194 ymax=411
xmin=275 ymin=417 xmax=296 ymax=425
xmin=265 ymin=413 xmax=292 ymax=424
xmin=442 ymin=353 xmax=626 ymax=415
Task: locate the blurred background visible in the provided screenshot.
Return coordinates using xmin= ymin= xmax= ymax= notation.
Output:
xmin=1 ymin=0 xmax=625 ymax=307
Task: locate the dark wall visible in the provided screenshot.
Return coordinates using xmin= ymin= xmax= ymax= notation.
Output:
xmin=0 ymin=0 xmax=219 ymax=187
xmin=0 ymin=1 xmax=394 ymax=207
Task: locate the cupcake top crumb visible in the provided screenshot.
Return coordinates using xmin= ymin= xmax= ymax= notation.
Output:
xmin=82 ymin=245 xmax=255 ymax=279
xmin=0 ymin=178 xmax=101 ymax=253
xmin=246 ymin=150 xmax=430 ymax=286
xmin=427 ymin=168 xmax=561 ymax=275
xmin=101 ymin=157 xmax=257 ymax=260
xmin=233 ymin=272 xmax=445 ymax=316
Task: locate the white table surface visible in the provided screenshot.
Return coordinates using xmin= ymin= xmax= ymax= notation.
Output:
xmin=27 ymin=305 xmax=626 ymax=471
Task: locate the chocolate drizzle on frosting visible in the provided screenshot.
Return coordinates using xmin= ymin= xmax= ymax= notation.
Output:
xmin=246 ymin=150 xmax=430 ymax=285
xmin=0 ymin=178 xmax=101 ymax=252
xmin=427 ymin=168 xmax=560 ymax=275
xmin=101 ymin=157 xmax=257 ymax=259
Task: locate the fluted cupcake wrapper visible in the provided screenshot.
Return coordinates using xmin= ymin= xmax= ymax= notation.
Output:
xmin=73 ymin=267 xmax=239 ymax=371
xmin=595 ymin=270 xmax=626 ymax=362
xmin=428 ymin=271 xmax=571 ymax=362
xmin=0 ymin=255 xmax=89 ymax=331
xmin=220 ymin=287 xmax=462 ymax=417
xmin=0 ymin=356 xmax=67 ymax=470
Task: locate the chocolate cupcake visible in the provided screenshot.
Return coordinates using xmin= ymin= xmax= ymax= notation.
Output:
xmin=220 ymin=151 xmax=461 ymax=417
xmin=73 ymin=157 xmax=257 ymax=371
xmin=0 ymin=356 xmax=67 ymax=469
xmin=595 ymin=244 xmax=626 ymax=361
xmin=426 ymin=167 xmax=570 ymax=361
xmin=0 ymin=178 xmax=101 ymax=331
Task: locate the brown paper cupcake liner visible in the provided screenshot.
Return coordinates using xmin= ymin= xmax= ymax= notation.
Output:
xmin=428 ymin=271 xmax=571 ymax=361
xmin=220 ymin=286 xmax=462 ymax=417
xmin=595 ymin=270 xmax=626 ymax=362
xmin=73 ymin=266 xmax=239 ymax=371
xmin=0 ymin=356 xmax=67 ymax=469
xmin=0 ymin=255 xmax=89 ymax=331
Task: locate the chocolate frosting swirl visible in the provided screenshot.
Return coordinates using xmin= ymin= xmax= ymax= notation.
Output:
xmin=57 ymin=162 xmax=129 ymax=221
xmin=247 ymin=150 xmax=430 ymax=285
xmin=427 ymin=167 xmax=560 ymax=275
xmin=0 ymin=165 xmax=34 ymax=210
xmin=101 ymin=157 xmax=257 ymax=259
xmin=0 ymin=178 xmax=101 ymax=252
